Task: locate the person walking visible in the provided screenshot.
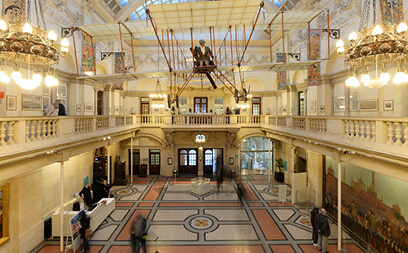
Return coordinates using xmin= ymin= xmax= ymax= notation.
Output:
xmin=130 ymin=215 xmax=147 ymax=253
xmin=311 ymin=206 xmax=319 ymax=246
xmin=79 ymin=183 xmax=93 ymax=208
xmin=315 ymin=208 xmax=331 ymax=253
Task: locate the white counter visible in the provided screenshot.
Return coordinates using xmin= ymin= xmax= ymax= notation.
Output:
xmin=52 ymin=198 xmax=115 ymax=237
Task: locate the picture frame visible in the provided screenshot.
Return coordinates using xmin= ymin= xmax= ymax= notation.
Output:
xmin=6 ymin=95 xmax=16 ymax=110
xmin=76 ymin=104 xmax=81 ymax=112
xmin=334 ymin=97 xmax=345 ymax=111
xmin=229 ymin=157 xmax=234 ymax=165
xmin=42 ymin=97 xmax=50 ymax=111
xmin=359 ymin=99 xmax=378 ymax=111
xmin=350 ymin=90 xmax=358 ymax=111
xmin=22 ymin=93 xmax=42 ymax=111
xmin=0 ymin=184 xmax=10 ymax=246
xmin=84 ymin=103 xmax=94 ymax=112
xmin=42 ymin=85 xmax=50 ymax=96
xmin=383 ymin=100 xmax=393 ymax=111
xmin=57 ymin=84 xmax=67 ymax=97
xmin=308 ymin=100 xmax=316 ymax=112
xmin=167 ymin=157 xmax=172 ymax=165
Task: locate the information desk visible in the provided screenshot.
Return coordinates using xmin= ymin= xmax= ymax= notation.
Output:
xmin=52 ymin=198 xmax=115 ymax=237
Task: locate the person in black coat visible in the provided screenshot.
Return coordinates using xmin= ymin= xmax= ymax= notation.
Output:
xmin=311 ymin=206 xmax=319 ymax=246
xmin=57 ymin=100 xmax=66 ymax=115
xmin=79 ymin=212 xmax=91 ymax=252
xmin=79 ymin=183 xmax=92 ymax=208
xmin=315 ymin=208 xmax=331 ymax=253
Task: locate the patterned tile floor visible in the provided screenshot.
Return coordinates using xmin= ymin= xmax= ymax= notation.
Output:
xmin=34 ymin=176 xmax=364 ymax=253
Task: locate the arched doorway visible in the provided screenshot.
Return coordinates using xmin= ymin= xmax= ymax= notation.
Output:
xmin=240 ymin=137 xmax=273 ymax=175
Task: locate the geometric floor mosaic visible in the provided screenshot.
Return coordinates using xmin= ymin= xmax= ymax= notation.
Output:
xmin=33 ymin=176 xmax=364 ymax=253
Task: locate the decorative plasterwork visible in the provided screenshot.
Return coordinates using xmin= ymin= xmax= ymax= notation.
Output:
xmin=46 ymin=0 xmax=81 ymax=26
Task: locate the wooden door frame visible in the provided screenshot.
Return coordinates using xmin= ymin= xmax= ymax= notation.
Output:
xmin=194 ymin=97 xmax=208 ymax=113
xmin=149 ymin=149 xmax=160 ymax=175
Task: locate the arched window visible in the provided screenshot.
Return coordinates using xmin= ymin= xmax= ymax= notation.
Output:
xmin=189 ymin=150 xmax=197 ymax=166
xmin=204 ymin=150 xmax=213 ymax=166
xmin=180 ymin=150 xmax=188 ymax=165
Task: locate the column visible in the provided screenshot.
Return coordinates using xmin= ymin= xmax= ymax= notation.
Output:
xmin=291 ymin=145 xmax=295 ymax=203
xmin=59 ymin=159 xmax=64 ymax=252
xmin=337 ymin=160 xmax=342 ymax=250
xmin=130 ymin=133 xmax=134 ymax=184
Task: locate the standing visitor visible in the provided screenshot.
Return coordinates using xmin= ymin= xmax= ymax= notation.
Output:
xmin=315 ymin=208 xmax=331 ymax=253
xmin=311 ymin=206 xmax=319 ymax=246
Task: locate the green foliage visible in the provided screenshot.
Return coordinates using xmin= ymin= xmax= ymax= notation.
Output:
xmin=275 ymin=158 xmax=284 ymax=172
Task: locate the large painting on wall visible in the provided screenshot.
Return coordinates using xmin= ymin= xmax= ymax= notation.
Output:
xmin=324 ymin=156 xmax=408 ymax=252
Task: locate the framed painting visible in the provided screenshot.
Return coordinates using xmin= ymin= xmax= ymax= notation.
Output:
xmin=0 ymin=184 xmax=10 ymax=246
xmin=167 ymin=157 xmax=172 ymax=165
xmin=229 ymin=157 xmax=234 ymax=165
xmin=334 ymin=97 xmax=345 ymax=111
xmin=359 ymin=99 xmax=378 ymax=111
xmin=42 ymin=97 xmax=50 ymax=111
xmin=57 ymin=84 xmax=67 ymax=97
xmin=6 ymin=95 xmax=16 ymax=110
xmin=84 ymin=103 xmax=94 ymax=112
xmin=383 ymin=100 xmax=393 ymax=111
xmin=308 ymin=100 xmax=316 ymax=112
xmin=22 ymin=93 xmax=42 ymax=111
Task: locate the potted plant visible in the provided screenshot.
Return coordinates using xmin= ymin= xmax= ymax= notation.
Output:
xmin=275 ymin=158 xmax=285 ymax=182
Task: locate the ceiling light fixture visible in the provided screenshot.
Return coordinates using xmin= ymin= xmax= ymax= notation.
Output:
xmin=0 ymin=1 xmax=68 ymax=89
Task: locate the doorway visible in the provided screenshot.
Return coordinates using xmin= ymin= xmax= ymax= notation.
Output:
xmin=128 ymin=149 xmax=140 ymax=176
xmin=178 ymin=149 xmax=198 ymax=175
xmin=97 ymin=91 xmax=103 ymax=115
xmin=149 ymin=149 xmax=160 ymax=175
xmin=203 ymin=148 xmax=223 ymax=176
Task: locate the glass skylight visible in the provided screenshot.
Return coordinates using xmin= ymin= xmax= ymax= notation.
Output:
xmin=119 ymin=0 xmax=129 ymax=7
xmin=128 ymin=0 xmax=193 ymax=21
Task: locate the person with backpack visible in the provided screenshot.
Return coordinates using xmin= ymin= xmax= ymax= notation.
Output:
xmin=314 ymin=208 xmax=331 ymax=253
xmin=130 ymin=214 xmax=147 ymax=253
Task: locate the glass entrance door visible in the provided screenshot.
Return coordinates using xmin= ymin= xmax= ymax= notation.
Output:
xmin=149 ymin=149 xmax=160 ymax=175
xmin=203 ymin=148 xmax=223 ymax=176
xmin=178 ymin=149 xmax=198 ymax=175
xmin=128 ymin=149 xmax=140 ymax=176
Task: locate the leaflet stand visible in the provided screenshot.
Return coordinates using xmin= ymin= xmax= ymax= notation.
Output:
xmin=278 ymin=185 xmax=287 ymax=203
xmin=67 ymin=210 xmax=84 ymax=253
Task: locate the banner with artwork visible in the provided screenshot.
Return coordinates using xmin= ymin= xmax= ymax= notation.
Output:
xmin=381 ymin=0 xmax=404 ymax=25
xmin=114 ymin=52 xmax=125 ymax=74
xmin=114 ymin=52 xmax=125 ymax=90
xmin=276 ymin=53 xmax=287 ymax=90
xmin=2 ymin=0 xmax=26 ymax=21
xmin=81 ymin=33 xmax=95 ymax=72
xmin=308 ymin=29 xmax=320 ymax=86
xmin=325 ymin=156 xmax=408 ymax=252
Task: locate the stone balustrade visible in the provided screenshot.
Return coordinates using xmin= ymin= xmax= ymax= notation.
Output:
xmin=0 ymin=115 xmax=406 ymax=160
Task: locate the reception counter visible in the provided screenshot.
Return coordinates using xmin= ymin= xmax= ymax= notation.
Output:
xmin=52 ymin=198 xmax=115 ymax=237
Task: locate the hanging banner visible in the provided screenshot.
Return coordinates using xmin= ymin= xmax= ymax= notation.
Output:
xmin=276 ymin=53 xmax=287 ymax=90
xmin=308 ymin=29 xmax=321 ymax=86
xmin=81 ymin=33 xmax=95 ymax=72
xmin=2 ymin=0 xmax=26 ymax=21
xmin=381 ymin=0 xmax=404 ymax=25
xmin=114 ymin=52 xmax=125 ymax=74
xmin=114 ymin=52 xmax=125 ymax=90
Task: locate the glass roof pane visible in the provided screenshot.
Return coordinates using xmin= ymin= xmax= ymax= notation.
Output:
xmin=272 ymin=0 xmax=282 ymax=8
xmin=119 ymin=0 xmax=129 ymax=7
xmin=129 ymin=0 xmax=194 ymax=21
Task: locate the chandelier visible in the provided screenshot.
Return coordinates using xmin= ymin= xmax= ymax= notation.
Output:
xmin=335 ymin=0 xmax=408 ymax=88
xmin=0 ymin=0 xmax=69 ymax=89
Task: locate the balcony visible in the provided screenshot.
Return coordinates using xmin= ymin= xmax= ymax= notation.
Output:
xmin=0 ymin=114 xmax=407 ymax=163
